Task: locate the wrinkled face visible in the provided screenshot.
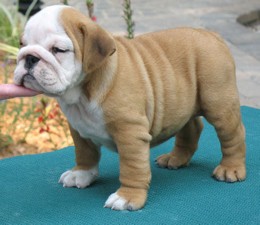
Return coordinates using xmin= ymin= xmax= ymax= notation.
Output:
xmin=14 ymin=6 xmax=83 ymax=97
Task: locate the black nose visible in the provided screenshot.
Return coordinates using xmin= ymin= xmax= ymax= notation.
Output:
xmin=25 ymin=54 xmax=40 ymax=69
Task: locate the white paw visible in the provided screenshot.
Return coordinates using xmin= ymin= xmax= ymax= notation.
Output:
xmin=104 ymin=193 xmax=134 ymax=211
xmin=58 ymin=166 xmax=98 ymax=188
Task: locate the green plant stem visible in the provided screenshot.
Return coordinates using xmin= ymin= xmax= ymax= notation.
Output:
xmin=24 ymin=0 xmax=38 ymax=21
xmin=86 ymin=0 xmax=94 ymax=18
xmin=123 ymin=0 xmax=135 ymax=39
xmin=62 ymin=0 xmax=69 ymax=5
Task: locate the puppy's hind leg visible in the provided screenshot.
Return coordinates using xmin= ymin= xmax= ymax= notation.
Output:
xmin=197 ymin=37 xmax=246 ymax=182
xmin=204 ymin=102 xmax=246 ymax=182
xmin=156 ymin=117 xmax=204 ymax=169
xmin=199 ymin=72 xmax=246 ymax=182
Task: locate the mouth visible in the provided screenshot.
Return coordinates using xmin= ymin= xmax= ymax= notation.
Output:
xmin=22 ymin=74 xmax=36 ymax=85
xmin=20 ymin=72 xmax=43 ymax=94
xmin=21 ymin=74 xmax=63 ymax=98
xmin=16 ymin=62 xmax=66 ymax=98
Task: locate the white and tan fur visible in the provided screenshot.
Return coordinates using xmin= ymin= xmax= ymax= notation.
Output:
xmin=14 ymin=5 xmax=246 ymax=211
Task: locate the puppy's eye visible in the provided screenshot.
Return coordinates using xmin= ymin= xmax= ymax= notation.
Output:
xmin=52 ymin=47 xmax=68 ymax=54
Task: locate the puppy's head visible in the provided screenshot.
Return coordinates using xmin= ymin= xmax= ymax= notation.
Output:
xmin=14 ymin=5 xmax=116 ymax=97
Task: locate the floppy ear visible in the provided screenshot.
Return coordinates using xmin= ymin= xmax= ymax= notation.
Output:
xmin=60 ymin=8 xmax=116 ymax=73
xmin=80 ymin=23 xmax=116 ymax=73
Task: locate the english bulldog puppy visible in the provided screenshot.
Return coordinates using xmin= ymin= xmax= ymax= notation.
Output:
xmin=14 ymin=5 xmax=246 ymax=211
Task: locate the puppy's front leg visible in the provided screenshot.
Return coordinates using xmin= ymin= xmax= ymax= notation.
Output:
xmin=105 ymin=122 xmax=152 ymax=211
xmin=59 ymin=125 xmax=101 ymax=188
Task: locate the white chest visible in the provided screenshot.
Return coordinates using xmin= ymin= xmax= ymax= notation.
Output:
xmin=58 ymin=95 xmax=116 ymax=150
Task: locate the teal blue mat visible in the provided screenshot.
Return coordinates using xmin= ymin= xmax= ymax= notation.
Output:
xmin=0 ymin=106 xmax=259 ymax=224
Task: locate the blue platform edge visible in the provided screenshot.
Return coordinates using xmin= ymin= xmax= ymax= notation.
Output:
xmin=0 ymin=106 xmax=259 ymax=225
